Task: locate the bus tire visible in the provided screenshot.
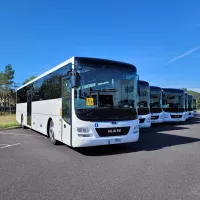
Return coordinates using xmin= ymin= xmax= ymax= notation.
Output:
xmin=21 ymin=115 xmax=25 ymax=129
xmin=48 ymin=119 xmax=58 ymax=145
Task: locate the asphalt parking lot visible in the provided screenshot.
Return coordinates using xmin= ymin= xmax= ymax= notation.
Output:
xmin=0 ymin=114 xmax=200 ymax=200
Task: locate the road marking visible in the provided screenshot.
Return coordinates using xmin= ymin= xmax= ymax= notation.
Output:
xmin=0 ymin=143 xmax=20 ymax=149
xmin=0 ymin=132 xmax=42 ymax=137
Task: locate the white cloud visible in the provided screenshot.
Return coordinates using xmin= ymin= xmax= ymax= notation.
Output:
xmin=167 ymin=46 xmax=200 ymax=65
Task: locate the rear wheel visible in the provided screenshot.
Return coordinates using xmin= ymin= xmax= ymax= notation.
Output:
xmin=49 ymin=120 xmax=58 ymax=145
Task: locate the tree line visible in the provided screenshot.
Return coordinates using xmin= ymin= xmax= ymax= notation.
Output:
xmin=0 ymin=64 xmax=35 ymax=114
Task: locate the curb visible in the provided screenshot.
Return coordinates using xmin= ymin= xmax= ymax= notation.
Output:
xmin=0 ymin=126 xmax=21 ymax=131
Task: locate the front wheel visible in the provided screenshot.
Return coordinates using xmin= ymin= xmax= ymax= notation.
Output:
xmin=49 ymin=120 xmax=58 ymax=145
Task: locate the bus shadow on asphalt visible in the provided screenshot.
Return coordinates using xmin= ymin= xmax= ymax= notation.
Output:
xmin=184 ymin=118 xmax=200 ymax=125
xmin=76 ymin=125 xmax=200 ymax=156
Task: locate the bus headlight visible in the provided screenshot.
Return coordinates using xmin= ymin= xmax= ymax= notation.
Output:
xmin=77 ymin=127 xmax=91 ymax=137
xmin=133 ymin=125 xmax=139 ymax=133
xmin=77 ymin=127 xmax=90 ymax=133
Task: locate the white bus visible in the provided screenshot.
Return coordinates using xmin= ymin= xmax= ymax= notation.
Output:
xmin=193 ymin=97 xmax=197 ymax=115
xmin=150 ymin=86 xmax=163 ymax=123
xmin=162 ymin=88 xmax=186 ymax=122
xmin=16 ymin=57 xmax=139 ymax=147
xmin=188 ymin=95 xmax=194 ymax=118
xmin=184 ymin=93 xmax=189 ymax=120
xmin=137 ymin=80 xmax=151 ymax=128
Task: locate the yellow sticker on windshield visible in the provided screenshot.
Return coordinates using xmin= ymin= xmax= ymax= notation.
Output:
xmin=86 ymin=98 xmax=94 ymax=106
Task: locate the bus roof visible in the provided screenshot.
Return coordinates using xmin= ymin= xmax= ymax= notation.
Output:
xmin=162 ymin=88 xmax=184 ymax=93
xmin=139 ymin=80 xmax=149 ymax=86
xmin=150 ymin=86 xmax=162 ymax=91
xmin=75 ymin=57 xmax=137 ymax=71
xmin=17 ymin=57 xmax=137 ymax=90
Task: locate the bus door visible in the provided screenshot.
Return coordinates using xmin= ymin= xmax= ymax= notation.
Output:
xmin=61 ymin=77 xmax=72 ymax=145
xmin=27 ymin=90 xmax=32 ymax=126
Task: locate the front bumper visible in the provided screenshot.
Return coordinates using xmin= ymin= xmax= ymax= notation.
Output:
xmin=72 ymin=131 xmax=139 ymax=147
xmin=151 ymin=113 xmax=164 ymax=123
xmin=163 ymin=112 xmax=186 ymax=122
xmin=139 ymin=114 xmax=151 ymax=128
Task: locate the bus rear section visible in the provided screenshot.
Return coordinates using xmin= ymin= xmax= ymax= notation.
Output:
xmin=16 ymin=57 xmax=139 ymax=148
xmin=137 ymin=80 xmax=151 ymax=128
xmin=162 ymin=88 xmax=186 ymax=122
xmin=150 ymin=86 xmax=163 ymax=123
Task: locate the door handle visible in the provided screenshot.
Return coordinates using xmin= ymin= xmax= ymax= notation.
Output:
xmin=64 ymin=124 xmax=66 ymax=128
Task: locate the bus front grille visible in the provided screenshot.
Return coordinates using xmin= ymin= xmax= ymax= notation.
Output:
xmin=96 ymin=127 xmax=130 ymax=137
xmin=171 ymin=115 xmax=182 ymax=118
xmin=151 ymin=116 xmax=159 ymax=120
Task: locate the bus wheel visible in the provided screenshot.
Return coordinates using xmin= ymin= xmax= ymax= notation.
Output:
xmin=21 ymin=115 xmax=25 ymax=129
xmin=49 ymin=120 xmax=58 ymax=145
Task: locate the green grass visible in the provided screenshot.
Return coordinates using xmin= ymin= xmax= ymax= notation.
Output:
xmin=0 ymin=115 xmax=20 ymax=129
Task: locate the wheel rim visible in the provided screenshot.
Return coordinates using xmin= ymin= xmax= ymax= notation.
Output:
xmin=49 ymin=121 xmax=55 ymax=141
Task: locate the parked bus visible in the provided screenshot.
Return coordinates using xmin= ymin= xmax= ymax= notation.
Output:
xmin=193 ymin=97 xmax=197 ymax=115
xmin=16 ymin=57 xmax=139 ymax=147
xmin=150 ymin=86 xmax=163 ymax=123
xmin=162 ymin=88 xmax=186 ymax=122
xmin=188 ymin=95 xmax=194 ymax=117
xmin=137 ymin=80 xmax=151 ymax=128
xmin=184 ymin=93 xmax=189 ymax=120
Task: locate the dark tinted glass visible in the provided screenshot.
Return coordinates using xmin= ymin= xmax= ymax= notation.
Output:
xmin=17 ymin=63 xmax=72 ymax=103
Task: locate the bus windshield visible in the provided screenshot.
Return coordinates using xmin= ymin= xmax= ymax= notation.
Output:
xmin=74 ymin=64 xmax=137 ymax=121
xmin=150 ymin=91 xmax=162 ymax=108
xmin=138 ymin=86 xmax=150 ymax=109
xmin=166 ymin=93 xmax=185 ymax=108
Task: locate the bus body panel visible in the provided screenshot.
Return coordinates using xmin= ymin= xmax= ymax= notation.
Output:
xmin=16 ymin=103 xmax=27 ymax=125
xmin=138 ymin=113 xmax=151 ymax=128
xmin=185 ymin=111 xmax=189 ymax=119
xmin=71 ymin=113 xmax=139 ymax=147
xmin=188 ymin=110 xmax=194 ymax=118
xmin=151 ymin=112 xmax=163 ymax=123
xmin=32 ymin=99 xmax=62 ymax=138
xmin=163 ymin=111 xmax=186 ymax=122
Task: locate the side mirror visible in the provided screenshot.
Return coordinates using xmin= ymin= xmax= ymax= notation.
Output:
xmin=71 ymin=71 xmax=81 ymax=88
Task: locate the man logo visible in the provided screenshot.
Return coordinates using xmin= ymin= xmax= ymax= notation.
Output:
xmin=108 ymin=129 xmax=121 ymax=133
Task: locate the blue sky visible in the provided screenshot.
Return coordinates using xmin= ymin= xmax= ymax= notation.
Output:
xmin=0 ymin=0 xmax=200 ymax=91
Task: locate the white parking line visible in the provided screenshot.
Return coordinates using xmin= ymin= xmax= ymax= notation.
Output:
xmin=0 ymin=143 xmax=20 ymax=149
xmin=0 ymin=132 xmax=42 ymax=137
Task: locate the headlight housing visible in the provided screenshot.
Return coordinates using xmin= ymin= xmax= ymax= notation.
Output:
xmin=77 ymin=127 xmax=90 ymax=133
xmin=133 ymin=125 xmax=139 ymax=133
